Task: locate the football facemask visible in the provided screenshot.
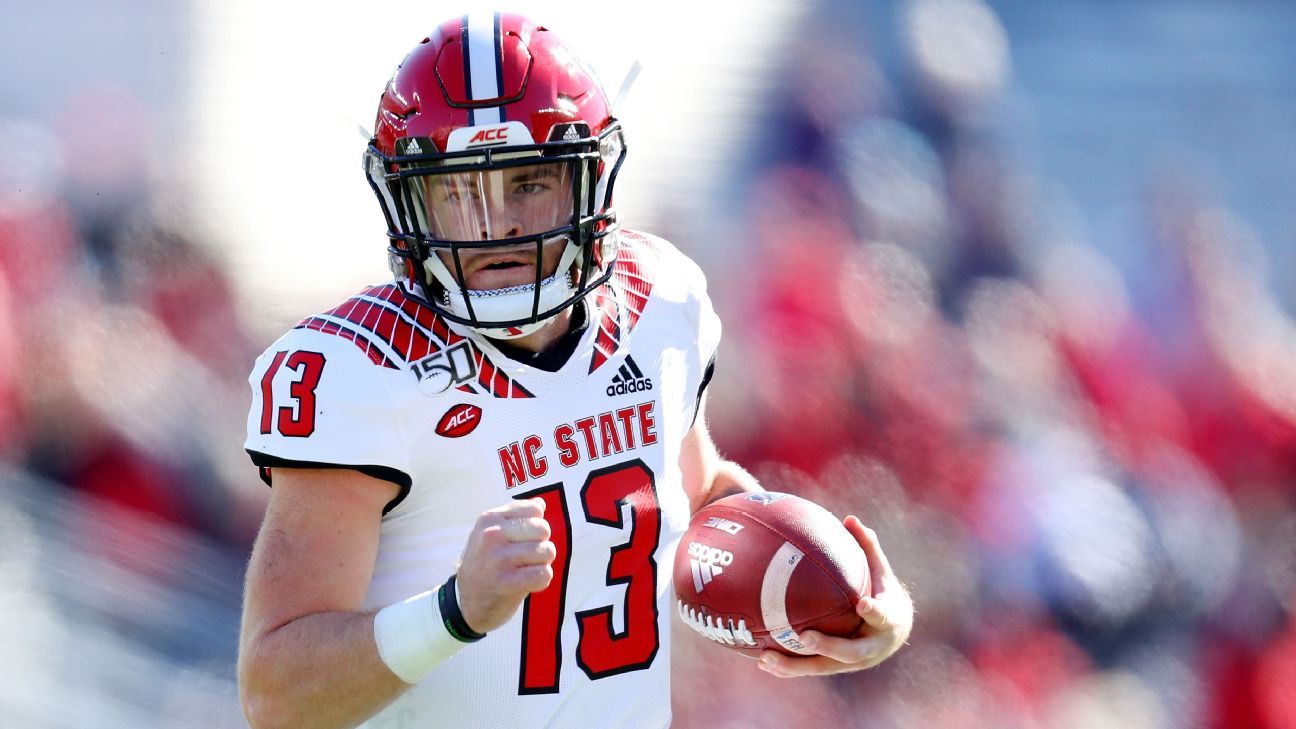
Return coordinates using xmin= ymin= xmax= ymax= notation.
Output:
xmin=368 ymin=124 xmax=624 ymax=338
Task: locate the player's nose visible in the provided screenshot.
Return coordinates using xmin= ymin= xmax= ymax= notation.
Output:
xmin=481 ymin=208 xmax=522 ymax=240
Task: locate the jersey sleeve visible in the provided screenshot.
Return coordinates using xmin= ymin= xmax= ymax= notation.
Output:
xmin=669 ymin=243 xmax=723 ymax=424
xmin=244 ymin=327 xmax=413 ymax=510
xmin=687 ymin=260 xmax=722 ymax=369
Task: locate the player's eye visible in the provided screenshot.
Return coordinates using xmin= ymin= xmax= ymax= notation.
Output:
xmin=439 ymin=185 xmax=475 ymax=203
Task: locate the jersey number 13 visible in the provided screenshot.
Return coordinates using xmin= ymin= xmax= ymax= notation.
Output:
xmin=514 ymin=460 xmax=660 ymax=695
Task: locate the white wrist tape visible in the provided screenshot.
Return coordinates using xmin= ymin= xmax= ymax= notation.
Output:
xmin=373 ymin=585 xmax=467 ymax=684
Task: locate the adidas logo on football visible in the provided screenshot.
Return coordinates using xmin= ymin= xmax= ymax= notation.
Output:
xmin=687 ymin=541 xmax=734 ymax=593
xmin=606 ymin=355 xmax=653 ymax=396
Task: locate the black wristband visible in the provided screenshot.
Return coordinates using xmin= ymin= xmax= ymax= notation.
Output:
xmin=438 ymin=574 xmax=486 ymax=643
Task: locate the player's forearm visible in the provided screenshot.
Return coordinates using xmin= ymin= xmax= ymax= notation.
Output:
xmin=700 ymin=458 xmax=764 ymax=507
xmin=239 ymin=610 xmax=406 ymax=729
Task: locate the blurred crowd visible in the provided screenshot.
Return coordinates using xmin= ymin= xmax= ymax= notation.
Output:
xmin=0 ymin=85 xmax=260 ymax=726
xmin=3 ymin=0 xmax=1296 ymax=727
xmin=679 ymin=1 xmax=1296 ymax=728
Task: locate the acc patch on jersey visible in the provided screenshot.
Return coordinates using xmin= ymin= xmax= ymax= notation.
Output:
xmin=436 ymin=403 xmax=482 ymax=438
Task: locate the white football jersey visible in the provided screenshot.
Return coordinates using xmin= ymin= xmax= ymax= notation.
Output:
xmin=245 ymin=231 xmax=720 ymax=729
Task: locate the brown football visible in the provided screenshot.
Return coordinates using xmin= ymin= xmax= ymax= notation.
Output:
xmin=673 ymin=492 xmax=870 ymax=656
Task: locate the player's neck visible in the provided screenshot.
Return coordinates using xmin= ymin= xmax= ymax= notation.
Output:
xmin=487 ymin=308 xmax=574 ymax=354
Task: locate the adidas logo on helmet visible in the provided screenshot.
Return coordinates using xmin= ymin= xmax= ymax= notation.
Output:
xmin=607 ymin=355 xmax=653 ymax=396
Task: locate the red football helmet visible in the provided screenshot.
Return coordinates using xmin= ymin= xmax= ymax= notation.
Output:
xmin=364 ymin=12 xmax=627 ymax=339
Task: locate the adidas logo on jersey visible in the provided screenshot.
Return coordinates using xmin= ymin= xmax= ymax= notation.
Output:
xmin=607 ymin=355 xmax=653 ymax=396
xmin=687 ymin=541 xmax=734 ymax=593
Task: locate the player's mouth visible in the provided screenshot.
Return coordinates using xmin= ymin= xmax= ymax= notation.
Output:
xmin=464 ymin=253 xmax=540 ymax=291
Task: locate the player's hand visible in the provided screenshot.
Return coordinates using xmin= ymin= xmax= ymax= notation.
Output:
xmin=757 ymin=516 xmax=913 ymax=677
xmin=454 ymin=498 xmax=557 ymax=634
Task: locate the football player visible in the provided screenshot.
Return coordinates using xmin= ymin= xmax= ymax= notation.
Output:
xmin=238 ymin=13 xmax=912 ymax=729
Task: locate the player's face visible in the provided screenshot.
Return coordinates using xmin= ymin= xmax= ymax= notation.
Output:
xmin=422 ymin=162 xmax=573 ymax=291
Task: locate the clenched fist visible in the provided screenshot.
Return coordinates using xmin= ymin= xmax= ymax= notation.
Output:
xmin=454 ymin=498 xmax=558 ymax=634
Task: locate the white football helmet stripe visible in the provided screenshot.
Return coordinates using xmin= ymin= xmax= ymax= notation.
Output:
xmin=465 ymin=11 xmax=504 ymax=125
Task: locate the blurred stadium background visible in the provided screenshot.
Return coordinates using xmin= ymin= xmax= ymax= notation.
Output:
xmin=3 ymin=0 xmax=1296 ymax=726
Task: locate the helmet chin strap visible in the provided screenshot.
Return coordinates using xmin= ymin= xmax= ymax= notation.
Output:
xmin=422 ymin=236 xmax=584 ymax=339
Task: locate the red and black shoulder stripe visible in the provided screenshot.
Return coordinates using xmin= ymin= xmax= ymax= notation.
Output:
xmin=294 ymin=284 xmax=534 ymax=398
xmin=589 ymin=232 xmax=657 ymax=373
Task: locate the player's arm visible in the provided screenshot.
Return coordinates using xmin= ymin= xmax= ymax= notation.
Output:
xmin=679 ymin=394 xmax=764 ymax=514
xmin=238 ymin=468 xmax=555 ymax=729
xmin=237 ymin=468 xmax=406 ymax=729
